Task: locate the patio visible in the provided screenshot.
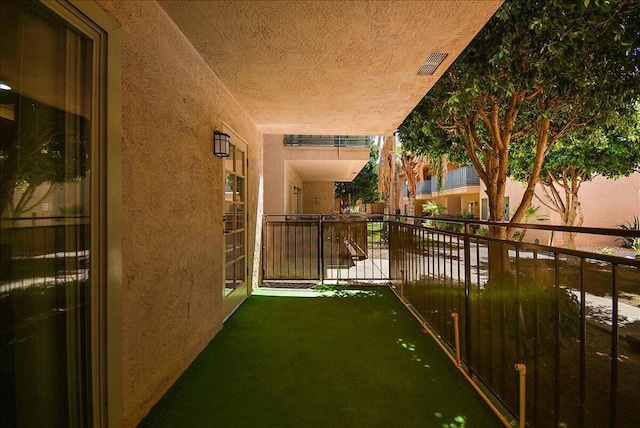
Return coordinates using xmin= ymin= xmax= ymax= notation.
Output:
xmin=139 ymin=286 xmax=503 ymax=427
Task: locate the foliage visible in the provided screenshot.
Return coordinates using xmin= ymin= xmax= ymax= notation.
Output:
xmin=398 ymin=0 xmax=640 ymax=235
xmin=59 ymin=204 xmax=86 ymax=216
xmin=511 ymin=109 xmax=640 ymax=185
xmin=0 ymin=92 xmax=89 ymax=217
xmin=510 ymin=111 xmax=640 ymax=248
xmin=475 ymin=228 xmax=489 ymax=237
xmin=510 ymin=204 xmax=549 ymax=241
xmin=459 ymin=209 xmax=474 ymax=220
xmin=618 ymin=214 xmax=640 ymax=248
xmin=335 ymin=141 xmax=380 ymax=204
xmin=422 ymin=201 xmax=446 ymax=216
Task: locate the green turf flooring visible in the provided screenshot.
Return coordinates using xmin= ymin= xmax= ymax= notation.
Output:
xmin=139 ymin=286 xmax=503 ymax=427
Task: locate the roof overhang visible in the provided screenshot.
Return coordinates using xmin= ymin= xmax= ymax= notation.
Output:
xmin=158 ymin=1 xmax=502 ymax=135
xmin=284 ymin=145 xmax=370 ymax=182
xmin=287 ymin=159 xmax=368 ymax=182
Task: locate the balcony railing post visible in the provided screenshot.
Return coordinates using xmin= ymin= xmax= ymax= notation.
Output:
xmin=318 ymin=216 xmax=324 ymax=282
xmin=515 ymin=364 xmax=527 ymax=428
xmin=451 ymin=312 xmax=461 ymax=367
xmin=463 ymin=221 xmax=472 ymax=364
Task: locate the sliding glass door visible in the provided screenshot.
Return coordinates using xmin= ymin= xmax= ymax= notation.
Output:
xmin=1 ymin=2 xmax=100 ymax=426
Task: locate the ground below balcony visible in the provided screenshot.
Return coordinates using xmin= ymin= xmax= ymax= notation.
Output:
xmin=139 ymin=286 xmax=503 ymax=428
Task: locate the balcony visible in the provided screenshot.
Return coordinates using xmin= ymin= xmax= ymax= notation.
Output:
xmin=264 ymin=134 xmax=371 ymax=184
xmin=140 ymin=215 xmax=640 ymax=427
xmin=139 ymin=285 xmax=503 ymax=427
xmin=257 ymin=215 xmax=640 ymax=427
xmin=415 ymin=166 xmax=480 ymax=196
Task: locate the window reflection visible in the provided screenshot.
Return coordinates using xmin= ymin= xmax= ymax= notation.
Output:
xmin=224 ymin=203 xmax=234 ymax=233
xmin=236 ymin=204 xmax=244 ymax=230
xmin=0 ymin=2 xmax=93 ymax=426
xmin=235 ymin=149 xmax=244 ymax=176
xmin=225 ymin=234 xmax=235 ymax=264
xmin=223 ymin=140 xmax=245 ymax=296
xmin=225 ymin=173 xmax=234 ymax=202
xmin=236 ymin=176 xmax=244 ymax=202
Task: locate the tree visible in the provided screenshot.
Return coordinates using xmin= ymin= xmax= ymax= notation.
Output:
xmin=335 ymin=139 xmax=380 ymax=206
xmin=398 ymin=152 xmax=428 ymax=217
xmin=377 ymin=135 xmax=399 ymax=214
xmin=0 ymin=92 xmax=89 ymax=218
xmin=399 ymin=0 xmax=640 ymax=241
xmin=510 ymin=110 xmax=640 ymax=249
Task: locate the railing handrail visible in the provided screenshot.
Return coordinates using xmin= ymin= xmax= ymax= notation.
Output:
xmin=414 ymin=215 xmax=640 ymax=238
xmin=264 ymin=213 xmax=640 ymax=238
xmin=262 ymin=213 xmax=640 ymax=426
xmin=415 ymin=165 xmax=481 ymax=196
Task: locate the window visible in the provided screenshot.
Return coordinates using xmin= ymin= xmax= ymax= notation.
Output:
xmin=224 ymin=143 xmax=246 ymax=296
xmin=0 ymin=1 xmax=103 ymax=425
xmin=481 ymin=198 xmax=488 ymax=220
xmin=504 ymin=197 xmax=510 ymax=221
xmin=480 ymin=197 xmax=509 ymax=221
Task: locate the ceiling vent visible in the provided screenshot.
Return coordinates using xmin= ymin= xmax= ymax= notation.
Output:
xmin=417 ymin=52 xmax=448 ymax=75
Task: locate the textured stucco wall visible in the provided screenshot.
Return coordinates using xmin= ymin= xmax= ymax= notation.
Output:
xmin=95 ymin=2 xmax=261 ymax=426
xmin=262 ymin=134 xmax=285 ymax=214
xmin=302 ymin=181 xmax=335 ymax=214
xmin=285 ymin=164 xmax=303 ymax=214
xmin=495 ymin=173 xmax=640 ymax=246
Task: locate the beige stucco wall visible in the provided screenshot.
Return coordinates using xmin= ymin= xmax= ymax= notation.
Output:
xmin=95 ymin=2 xmax=262 ymax=426
xmin=285 ymin=163 xmax=303 ymax=214
xmin=461 ymin=194 xmax=480 ymax=217
xmin=263 ymin=134 xmax=286 ymax=214
xmin=302 ymin=181 xmax=335 ymax=214
xmin=263 ymin=134 xmax=369 ymax=214
xmin=491 ymin=173 xmax=640 ymax=247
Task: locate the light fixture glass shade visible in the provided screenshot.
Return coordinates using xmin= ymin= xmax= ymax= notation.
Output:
xmin=213 ymin=131 xmax=231 ymax=157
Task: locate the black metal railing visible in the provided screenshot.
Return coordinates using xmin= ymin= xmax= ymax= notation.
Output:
xmin=416 ymin=166 xmax=481 ymax=196
xmin=283 ymin=135 xmax=373 ymax=148
xmin=262 ymin=214 xmax=388 ymax=282
xmin=262 ymin=214 xmax=640 ymax=426
xmin=389 ymin=217 xmax=640 ymax=428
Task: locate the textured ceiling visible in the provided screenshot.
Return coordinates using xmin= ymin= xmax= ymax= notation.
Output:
xmin=287 ymin=159 xmax=367 ymax=182
xmin=158 ymin=1 xmax=501 ymax=135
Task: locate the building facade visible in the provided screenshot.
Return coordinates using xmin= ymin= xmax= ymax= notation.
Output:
xmin=400 ymin=164 xmax=640 ymax=247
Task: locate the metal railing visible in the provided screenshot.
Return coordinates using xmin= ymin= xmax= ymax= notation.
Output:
xmin=262 ymin=214 xmax=640 ymax=426
xmin=417 ymin=178 xmax=432 ymax=195
xmin=0 ymin=217 xmax=89 ymax=287
xmin=415 ymin=166 xmax=481 ymax=196
xmin=283 ymin=135 xmax=373 ymax=148
xmin=390 ymin=217 xmax=640 ymax=428
xmin=262 ymin=214 xmax=388 ymax=282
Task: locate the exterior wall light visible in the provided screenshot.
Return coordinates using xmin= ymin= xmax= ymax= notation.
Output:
xmin=213 ymin=131 xmax=231 ymax=157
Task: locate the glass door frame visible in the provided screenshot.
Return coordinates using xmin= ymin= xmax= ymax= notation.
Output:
xmin=41 ymin=1 xmax=123 ymax=426
xmin=222 ymin=125 xmax=248 ymax=319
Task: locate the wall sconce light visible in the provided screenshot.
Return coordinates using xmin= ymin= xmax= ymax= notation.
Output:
xmin=315 ymin=197 xmax=320 ymax=204
xmin=293 ymin=186 xmax=300 ymax=195
xmin=213 ymin=131 xmax=231 ymax=157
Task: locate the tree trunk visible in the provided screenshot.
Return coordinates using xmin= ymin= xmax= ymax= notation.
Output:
xmin=507 ymin=117 xmax=551 ymax=236
xmin=561 ymin=190 xmax=583 ymax=250
xmin=537 ymin=170 xmax=585 ymax=251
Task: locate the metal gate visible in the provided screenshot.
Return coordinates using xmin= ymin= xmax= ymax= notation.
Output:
xmin=262 ymin=214 xmax=389 ymax=282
